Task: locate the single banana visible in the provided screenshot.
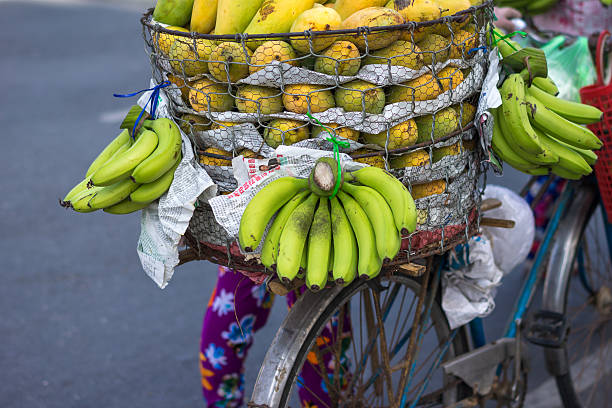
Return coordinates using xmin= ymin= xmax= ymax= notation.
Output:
xmin=490 ymin=108 xmax=541 ymax=172
xmin=88 ymin=178 xmax=141 ymax=210
xmin=328 ymin=245 xmax=334 ymax=276
xmin=86 ymin=129 xmax=131 ymax=177
xmin=536 ymin=129 xmax=592 ymax=175
xmin=103 ymin=199 xmax=152 ymax=214
xmin=349 ymin=166 xmax=416 ymax=234
xmin=64 ymin=140 xmax=133 ymax=203
xmin=63 ymin=178 xmax=91 ymax=204
xmin=238 ymin=177 xmax=310 ymax=251
xmin=499 ymin=74 xmax=544 ymax=154
xmin=297 ymin=240 xmax=307 ymax=280
xmin=523 ymin=167 xmax=551 ymax=176
xmin=91 ymin=129 xmax=158 ymax=187
xmin=276 ymin=193 xmax=319 ymax=282
xmin=330 ymin=196 xmax=358 ymax=286
xmin=260 ymin=190 xmax=310 ymax=268
xmin=527 ymin=85 xmax=603 ymax=125
xmin=342 ymin=183 xmax=400 ymax=261
xmin=550 ymin=164 xmax=583 ymax=180
xmin=132 ymin=118 xmax=183 ymax=184
xmin=337 ymin=191 xmax=382 ymax=280
xmin=70 ymin=186 xmax=104 ymax=213
xmin=130 ymin=156 xmax=181 ymax=204
xmin=525 ymin=94 xmax=603 ymax=150
xmin=496 ymin=104 xmax=557 ymax=165
xmin=532 ymin=76 xmax=559 ymax=96
xmin=520 ymin=70 xmax=560 ymax=96
xmin=554 ymin=138 xmax=598 ymax=166
xmin=306 ymin=197 xmax=332 ymax=291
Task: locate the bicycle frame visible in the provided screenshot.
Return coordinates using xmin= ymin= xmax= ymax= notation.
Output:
xmin=468 ymin=178 xmax=611 ymax=348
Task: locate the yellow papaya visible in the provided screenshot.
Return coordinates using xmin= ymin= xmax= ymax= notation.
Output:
xmin=216 ymin=0 xmax=264 ymax=35
xmin=244 ymin=0 xmax=316 ymax=49
xmin=191 ymin=0 xmax=218 ymax=34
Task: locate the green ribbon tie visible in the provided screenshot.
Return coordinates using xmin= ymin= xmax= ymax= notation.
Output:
xmin=490 ymin=27 xmax=527 ymax=52
xmin=307 ymin=113 xmax=350 ymax=198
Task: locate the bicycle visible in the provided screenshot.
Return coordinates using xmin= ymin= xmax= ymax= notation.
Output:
xmin=248 ymin=29 xmax=612 ymax=404
xmin=247 ymin=173 xmax=611 ymax=408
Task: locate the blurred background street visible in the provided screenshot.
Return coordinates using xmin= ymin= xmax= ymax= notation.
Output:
xmin=0 ymin=1 xmax=575 ymax=407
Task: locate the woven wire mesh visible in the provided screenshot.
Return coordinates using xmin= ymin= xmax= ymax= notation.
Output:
xmin=141 ymin=1 xmax=494 ymax=270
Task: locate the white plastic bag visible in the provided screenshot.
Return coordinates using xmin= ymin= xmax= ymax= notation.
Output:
xmin=442 ymin=235 xmax=503 ymax=329
xmin=482 ymin=185 xmax=535 ymax=274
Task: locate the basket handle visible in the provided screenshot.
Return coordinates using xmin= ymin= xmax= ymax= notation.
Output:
xmin=595 ymin=30 xmax=611 ymax=86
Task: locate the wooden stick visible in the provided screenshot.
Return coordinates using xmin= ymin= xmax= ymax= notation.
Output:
xmin=481 ymin=198 xmax=502 ymax=213
xmin=480 ymin=217 xmax=515 ymax=229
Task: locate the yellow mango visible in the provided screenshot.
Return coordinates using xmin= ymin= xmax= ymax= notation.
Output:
xmin=388 ymin=73 xmax=443 ymax=103
xmin=342 ymin=7 xmax=404 ymax=51
xmin=410 ymin=179 xmax=447 ymax=199
xmin=334 ymin=0 xmax=388 ymax=20
xmin=352 ymin=148 xmax=387 ymax=168
xmin=290 ymin=6 xmax=342 ymax=53
xmin=244 ymin=0 xmax=316 ymax=49
xmin=390 ymin=149 xmax=430 ymax=168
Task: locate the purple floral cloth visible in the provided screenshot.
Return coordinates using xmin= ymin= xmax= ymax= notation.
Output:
xmin=200 ymin=266 xmax=351 ymax=407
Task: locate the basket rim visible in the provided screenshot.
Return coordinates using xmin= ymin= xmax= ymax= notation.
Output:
xmin=141 ymin=1 xmax=493 ymax=42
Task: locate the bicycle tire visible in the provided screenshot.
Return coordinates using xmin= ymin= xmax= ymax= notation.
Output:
xmin=540 ymin=180 xmax=605 ymax=408
xmin=249 ymin=265 xmax=471 ymax=408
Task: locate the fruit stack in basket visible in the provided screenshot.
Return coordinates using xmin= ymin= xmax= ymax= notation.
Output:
xmin=148 ymin=0 xmax=489 ymax=229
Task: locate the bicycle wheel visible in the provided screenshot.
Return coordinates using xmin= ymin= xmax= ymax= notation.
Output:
xmin=249 ymin=258 xmax=471 ymax=408
xmin=540 ymin=180 xmax=612 ymax=407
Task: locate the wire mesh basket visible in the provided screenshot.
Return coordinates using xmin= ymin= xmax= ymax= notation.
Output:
xmin=140 ymin=1 xmax=494 ymax=273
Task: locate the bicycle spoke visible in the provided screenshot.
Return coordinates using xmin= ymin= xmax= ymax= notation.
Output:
xmin=405 ymin=331 xmax=457 ymax=408
xmin=389 ymin=283 xmax=410 ymax=350
xmin=296 ymin=375 xmax=332 ymax=408
xmin=372 ymin=288 xmax=396 ymax=404
xmin=399 ymin=262 xmax=441 ymax=407
xmin=395 ymin=258 xmax=434 ymax=408
xmin=392 ymin=288 xmax=418 ymax=353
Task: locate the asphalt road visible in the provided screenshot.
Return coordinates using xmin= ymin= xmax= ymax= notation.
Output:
xmin=0 ymin=1 xmax=583 ymax=407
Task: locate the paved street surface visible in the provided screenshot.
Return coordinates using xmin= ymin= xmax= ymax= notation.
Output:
xmin=2 ymin=1 xmax=602 ymax=407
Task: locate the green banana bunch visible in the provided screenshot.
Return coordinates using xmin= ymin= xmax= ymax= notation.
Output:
xmin=491 ymin=72 xmax=603 ymax=179
xmin=62 ymin=117 xmax=184 ymax=215
xmin=237 ymin=158 xmax=418 ymax=291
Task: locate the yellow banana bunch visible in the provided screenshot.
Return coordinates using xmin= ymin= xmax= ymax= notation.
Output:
xmin=238 ymin=157 xmax=417 ymax=291
xmin=60 ymin=117 xmax=183 ymax=214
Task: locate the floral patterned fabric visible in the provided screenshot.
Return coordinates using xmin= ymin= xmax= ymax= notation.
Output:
xmin=200 ymin=266 xmax=351 ymax=407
